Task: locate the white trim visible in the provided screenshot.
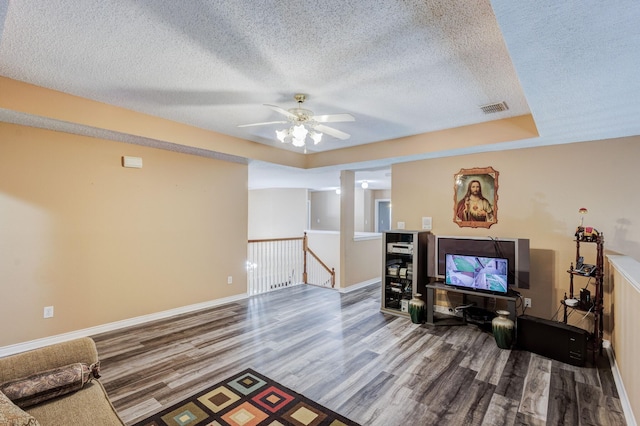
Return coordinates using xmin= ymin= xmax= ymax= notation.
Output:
xmin=607 ymin=255 xmax=640 ymax=293
xmin=353 ymin=232 xmax=382 ymax=241
xmin=605 ymin=340 xmax=638 ymax=426
xmin=304 ymin=229 xmax=339 ymax=235
xmin=0 ymin=293 xmax=248 ymax=358
xmin=339 ymin=279 xmax=380 ymax=293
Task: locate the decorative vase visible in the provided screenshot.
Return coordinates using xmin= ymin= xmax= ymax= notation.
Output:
xmin=492 ymin=310 xmax=515 ymax=349
xmin=408 ymin=294 xmax=426 ymax=324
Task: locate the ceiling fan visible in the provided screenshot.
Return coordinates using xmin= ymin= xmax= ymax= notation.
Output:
xmin=238 ymin=94 xmax=355 ymax=147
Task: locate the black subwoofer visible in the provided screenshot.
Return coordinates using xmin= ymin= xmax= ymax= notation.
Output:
xmin=516 ymin=315 xmax=590 ymax=366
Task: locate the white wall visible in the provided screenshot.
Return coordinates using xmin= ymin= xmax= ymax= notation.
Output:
xmin=248 ymin=188 xmax=308 ymax=239
xmin=313 ymin=188 xmax=380 ymax=233
xmin=310 ymin=190 xmax=341 ymax=231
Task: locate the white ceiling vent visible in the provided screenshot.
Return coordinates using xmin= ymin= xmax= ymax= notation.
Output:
xmin=480 ymin=102 xmax=509 ymax=114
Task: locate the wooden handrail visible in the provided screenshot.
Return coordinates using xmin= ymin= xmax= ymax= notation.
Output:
xmin=302 ymin=232 xmax=335 ymax=288
xmin=248 ymin=236 xmax=304 ymax=243
xmin=307 ymin=247 xmax=333 ymax=275
xmin=247 ymin=233 xmax=335 ymax=290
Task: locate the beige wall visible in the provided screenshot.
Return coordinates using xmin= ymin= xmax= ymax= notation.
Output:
xmin=374 ymin=189 xmax=391 ymax=200
xmin=3 ymin=113 xmax=637 ymax=352
xmin=392 ymin=136 xmax=640 ymax=336
xmin=0 ymin=123 xmax=248 ymax=347
xmin=248 ymin=188 xmax=308 ymax=239
xmin=0 ymin=76 xmax=305 ymax=169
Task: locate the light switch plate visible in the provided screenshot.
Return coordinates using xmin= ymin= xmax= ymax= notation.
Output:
xmin=422 ymin=217 xmax=432 ymax=230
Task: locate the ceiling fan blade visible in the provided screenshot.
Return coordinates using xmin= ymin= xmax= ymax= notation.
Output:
xmin=237 ymin=120 xmax=288 ymax=128
xmin=264 ymin=104 xmax=298 ymax=120
xmin=314 ymin=113 xmax=355 ymax=123
xmin=315 ymin=124 xmax=351 ymax=140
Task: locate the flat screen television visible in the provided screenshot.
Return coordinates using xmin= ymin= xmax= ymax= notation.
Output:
xmin=445 ymin=254 xmax=509 ymax=294
xmin=435 ymin=236 xmax=530 ymax=289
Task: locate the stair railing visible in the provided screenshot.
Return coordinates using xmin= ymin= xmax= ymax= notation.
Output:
xmin=247 ymin=233 xmax=335 ymax=295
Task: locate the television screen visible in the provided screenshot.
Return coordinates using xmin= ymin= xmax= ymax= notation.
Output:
xmin=445 ymin=254 xmax=509 ymax=294
xmin=435 ymin=236 xmax=530 ymax=289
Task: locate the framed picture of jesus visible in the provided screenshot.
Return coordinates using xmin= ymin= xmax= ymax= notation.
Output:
xmin=453 ymin=166 xmax=499 ymax=229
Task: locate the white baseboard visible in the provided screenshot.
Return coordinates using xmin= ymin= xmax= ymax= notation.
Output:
xmin=0 ymin=293 xmax=248 ymax=358
xmin=339 ymin=279 xmax=380 ymax=293
xmin=604 ymin=341 xmax=637 ymax=426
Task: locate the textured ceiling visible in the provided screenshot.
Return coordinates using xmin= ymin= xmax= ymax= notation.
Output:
xmin=1 ymin=1 xmax=639 ymax=190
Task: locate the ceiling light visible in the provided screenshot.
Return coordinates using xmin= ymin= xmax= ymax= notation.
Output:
xmin=361 ymin=181 xmax=369 ymax=189
xmin=292 ymin=124 xmax=308 ymax=139
xmin=275 ymin=129 xmax=288 ymax=143
xmin=275 ymin=123 xmax=323 ymax=148
xmin=310 ymin=131 xmax=322 ymax=144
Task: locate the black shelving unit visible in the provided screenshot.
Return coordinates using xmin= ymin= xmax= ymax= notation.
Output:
xmin=380 ymin=230 xmax=431 ymax=317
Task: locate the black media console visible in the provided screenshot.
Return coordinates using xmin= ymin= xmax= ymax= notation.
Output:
xmin=517 ymin=315 xmax=589 ymax=366
xmin=425 ymin=282 xmax=518 ymax=326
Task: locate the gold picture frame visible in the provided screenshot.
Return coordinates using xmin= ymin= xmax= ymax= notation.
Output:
xmin=453 ymin=166 xmax=499 ymax=229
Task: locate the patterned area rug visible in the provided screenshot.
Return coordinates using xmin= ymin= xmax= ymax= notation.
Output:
xmin=132 ymin=368 xmax=360 ymax=426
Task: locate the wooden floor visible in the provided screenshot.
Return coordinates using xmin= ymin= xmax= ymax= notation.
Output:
xmin=92 ymin=283 xmax=626 ymax=426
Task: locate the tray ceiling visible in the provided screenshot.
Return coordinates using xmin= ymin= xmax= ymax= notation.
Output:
xmin=1 ymin=1 xmax=639 ymax=189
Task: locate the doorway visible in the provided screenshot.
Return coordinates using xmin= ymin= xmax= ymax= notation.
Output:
xmin=375 ymin=199 xmax=391 ymax=233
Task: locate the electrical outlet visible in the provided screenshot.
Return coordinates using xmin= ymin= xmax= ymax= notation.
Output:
xmin=227 ymin=276 xmax=233 ymax=284
xmin=43 ymin=306 xmax=54 ymax=318
xmin=397 ymin=221 xmax=405 ymax=229
xmin=524 ymin=298 xmax=532 ymax=308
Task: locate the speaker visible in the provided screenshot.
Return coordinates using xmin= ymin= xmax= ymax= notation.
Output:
xmin=516 ymin=315 xmax=589 ymax=366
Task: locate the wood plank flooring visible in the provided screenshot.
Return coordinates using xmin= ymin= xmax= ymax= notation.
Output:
xmin=92 ymin=283 xmax=626 ymax=425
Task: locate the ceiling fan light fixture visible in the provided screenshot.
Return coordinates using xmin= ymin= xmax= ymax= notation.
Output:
xmin=310 ymin=131 xmax=322 ymax=144
xmin=275 ymin=123 xmax=323 ymax=148
xmin=291 ymin=136 xmax=306 ymax=147
xmin=292 ymin=124 xmax=308 ymax=140
xmin=241 ymin=94 xmax=353 ymax=149
xmin=275 ymin=129 xmax=289 ymax=143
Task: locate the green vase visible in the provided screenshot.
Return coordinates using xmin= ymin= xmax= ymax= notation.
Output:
xmin=492 ymin=310 xmax=514 ymax=349
xmin=408 ymin=294 xmax=426 ymax=324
